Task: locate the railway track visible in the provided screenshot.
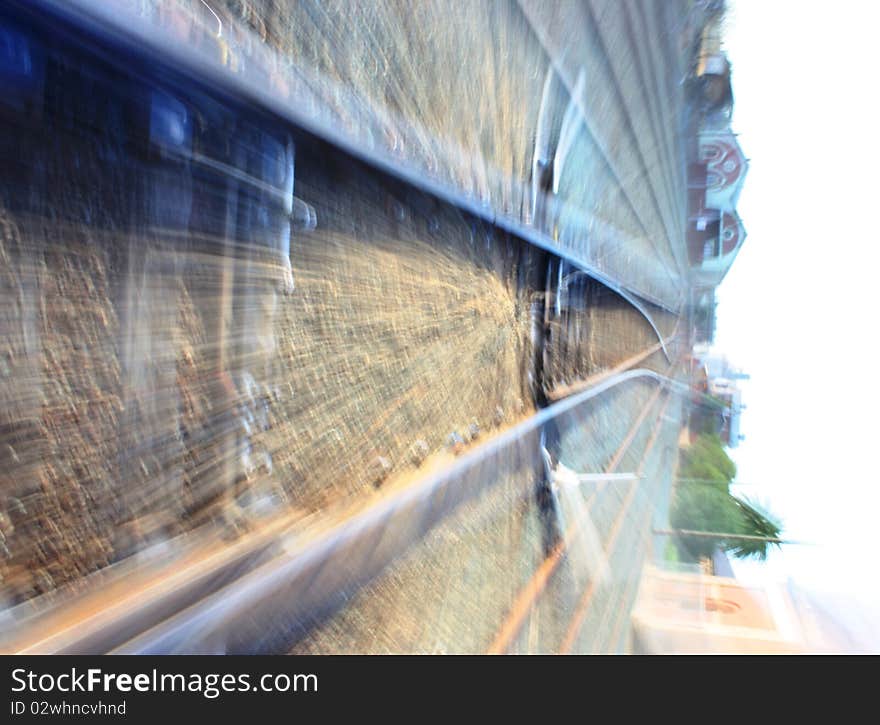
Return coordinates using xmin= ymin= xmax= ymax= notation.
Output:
xmin=133 ymin=368 xmax=684 ymax=654
xmin=557 ymin=391 xmax=676 ymax=653
xmin=3 ymin=363 xmax=683 ymax=654
xmin=6 ymin=0 xmax=684 ymax=314
xmin=487 ymin=363 xmax=678 ymax=654
xmin=0 ymin=1 xmax=692 ymax=653
xmin=517 ymin=0 xmax=687 ymax=296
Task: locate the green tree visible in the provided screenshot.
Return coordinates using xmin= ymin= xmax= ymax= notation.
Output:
xmin=725 ymin=497 xmax=783 ymax=559
xmin=681 ymin=433 xmax=736 ymax=481
xmin=671 ymin=433 xmax=781 ymax=561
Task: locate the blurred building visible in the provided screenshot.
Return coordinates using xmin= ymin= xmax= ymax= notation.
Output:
xmin=686 ymin=1 xmax=749 ymax=292
xmin=697 ymin=53 xmax=733 ymax=129
xmin=688 ymin=348 xmax=747 ymax=447
xmin=687 ymin=128 xmax=748 ymax=288
xmin=690 ymin=287 xmax=717 ymax=344
xmin=632 ymin=565 xmax=808 ymax=653
xmin=692 ymin=346 xmax=749 ymax=379
xmin=692 ymin=0 xmax=733 ymax=128
xmin=708 ymin=378 xmax=744 ymax=448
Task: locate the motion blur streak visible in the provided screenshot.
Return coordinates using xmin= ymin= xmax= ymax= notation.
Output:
xmin=0 ymin=0 xmax=801 ymax=654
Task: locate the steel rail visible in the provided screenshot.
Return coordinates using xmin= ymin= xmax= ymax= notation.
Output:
xmin=486 ymin=374 xmax=673 ymax=654
xmin=516 ymin=0 xmax=686 ymax=287
xmin=14 ymin=0 xmax=682 ymax=333
xmin=106 ymin=368 xmax=677 ymax=654
xmin=557 ymin=393 xmax=674 ymax=653
xmin=5 ymin=351 xmax=682 ymax=653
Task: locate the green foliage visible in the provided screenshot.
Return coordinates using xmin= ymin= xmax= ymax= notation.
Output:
xmin=725 ymin=498 xmax=783 ymax=560
xmin=671 ymin=434 xmax=781 ymax=562
xmin=680 ymin=433 xmax=737 ymax=481
xmin=689 ymin=403 xmax=722 ymax=436
xmin=663 ymin=539 xmax=680 ymax=565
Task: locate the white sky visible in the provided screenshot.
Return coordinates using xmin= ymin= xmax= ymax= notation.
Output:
xmin=716 ymin=0 xmax=880 ymax=642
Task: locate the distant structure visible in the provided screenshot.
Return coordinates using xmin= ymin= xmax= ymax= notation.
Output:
xmin=694 ymin=346 xmax=750 ymax=380
xmin=694 ymin=7 xmax=733 ymax=130
xmin=631 ymin=566 xmax=851 ymax=653
xmin=686 ymin=4 xmax=748 ymax=317
xmin=707 ymin=377 xmax=744 ymax=448
xmin=689 ymin=347 xmax=747 ymax=448
xmin=687 ymin=129 xmax=748 ymax=288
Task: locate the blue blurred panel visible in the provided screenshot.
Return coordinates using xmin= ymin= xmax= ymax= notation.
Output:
xmin=0 ymin=21 xmax=44 ymax=111
xmin=149 ymin=89 xmax=192 ymax=152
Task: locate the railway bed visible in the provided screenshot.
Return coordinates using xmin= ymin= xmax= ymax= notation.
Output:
xmin=0 ymin=1 xmax=690 ymax=653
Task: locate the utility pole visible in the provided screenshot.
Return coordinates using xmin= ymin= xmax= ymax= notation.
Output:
xmin=674 ymin=478 xmax=757 ymax=486
xmin=652 ymin=528 xmax=803 ymax=546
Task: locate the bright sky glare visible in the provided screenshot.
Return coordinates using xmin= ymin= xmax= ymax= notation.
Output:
xmin=717 ymin=0 xmax=880 ymax=643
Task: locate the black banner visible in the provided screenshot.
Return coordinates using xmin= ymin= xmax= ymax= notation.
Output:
xmin=3 ymin=655 xmax=648 ymax=720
